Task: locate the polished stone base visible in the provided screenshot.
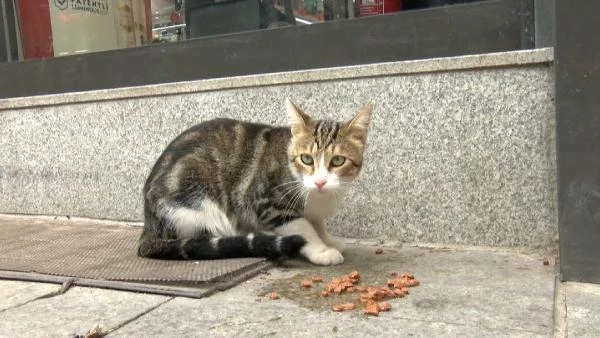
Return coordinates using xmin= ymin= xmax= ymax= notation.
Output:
xmin=0 ymin=49 xmax=556 ymax=248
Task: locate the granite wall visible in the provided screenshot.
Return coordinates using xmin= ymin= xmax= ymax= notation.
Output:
xmin=0 ymin=49 xmax=557 ymax=248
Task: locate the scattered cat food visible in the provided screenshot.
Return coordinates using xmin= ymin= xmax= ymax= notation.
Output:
xmin=304 ymin=270 xmax=421 ymax=316
xmin=363 ymin=300 xmax=380 ymax=316
xmin=387 ymin=273 xmax=419 ymax=288
xmin=375 ymin=248 xmax=384 ymax=254
xmin=543 ymin=258 xmax=550 ymax=266
xmin=269 ymin=292 xmax=280 ymax=300
xmin=378 ymin=302 xmax=392 ymax=312
xmin=322 ymin=270 xmax=361 ymax=294
xmin=348 ymin=271 xmax=360 ymax=280
xmin=331 ymin=303 xmax=355 ymax=312
xmin=312 ymin=275 xmax=323 ymax=283
xmin=331 ymin=304 xmax=345 ymax=312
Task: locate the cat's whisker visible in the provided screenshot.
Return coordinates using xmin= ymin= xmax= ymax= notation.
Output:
xmin=273 ymin=181 xmax=303 ymax=191
xmin=332 ymin=190 xmax=342 ymax=209
xmin=276 ymin=183 xmax=304 ymax=204
xmin=285 ymin=186 xmax=308 ymax=217
xmin=288 ymin=187 xmax=306 ymax=212
xmin=302 ymin=191 xmax=310 ymax=211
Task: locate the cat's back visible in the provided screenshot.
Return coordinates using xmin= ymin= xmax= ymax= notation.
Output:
xmin=145 ymin=118 xmax=291 ymax=190
xmin=165 ymin=118 xmax=291 ymax=152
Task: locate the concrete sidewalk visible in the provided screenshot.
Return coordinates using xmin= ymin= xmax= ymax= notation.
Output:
xmin=0 ymin=245 xmax=598 ymax=337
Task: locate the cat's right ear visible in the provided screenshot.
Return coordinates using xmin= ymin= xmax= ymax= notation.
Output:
xmin=286 ymin=98 xmax=311 ymax=135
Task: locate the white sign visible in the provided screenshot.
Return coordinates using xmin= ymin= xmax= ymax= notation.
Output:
xmin=48 ymin=0 xmax=148 ymax=57
xmin=49 ymin=0 xmax=119 ymax=56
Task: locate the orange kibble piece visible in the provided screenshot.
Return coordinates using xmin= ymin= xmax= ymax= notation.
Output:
xmin=393 ymin=288 xmax=406 ymax=297
xmin=360 ymin=294 xmax=372 ymax=303
xmin=331 ymin=303 xmax=355 ymax=312
xmin=341 ymin=303 xmax=355 ymax=311
xmin=312 ymin=275 xmax=323 ymax=283
xmin=363 ymin=300 xmax=380 ymax=316
xmin=320 ymin=290 xmax=329 ymax=297
xmin=378 ymin=302 xmax=392 ymax=312
xmin=331 ymin=304 xmax=344 ymax=312
xmin=269 ymin=292 xmax=280 ymax=300
xmin=301 ymin=280 xmax=312 ymax=288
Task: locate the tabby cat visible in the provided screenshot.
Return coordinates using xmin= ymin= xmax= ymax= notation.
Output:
xmin=138 ymin=99 xmax=373 ymax=265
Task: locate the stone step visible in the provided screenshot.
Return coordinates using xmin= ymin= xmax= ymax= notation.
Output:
xmin=0 ymin=48 xmax=556 ymax=249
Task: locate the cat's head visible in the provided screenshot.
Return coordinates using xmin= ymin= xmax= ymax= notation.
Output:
xmin=286 ymin=98 xmax=373 ymax=193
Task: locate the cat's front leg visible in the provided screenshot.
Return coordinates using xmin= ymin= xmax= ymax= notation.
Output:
xmin=312 ymin=222 xmax=346 ymax=253
xmin=276 ymin=218 xmax=344 ymax=266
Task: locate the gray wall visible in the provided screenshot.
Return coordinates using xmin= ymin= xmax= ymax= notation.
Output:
xmin=0 ymin=49 xmax=557 ymax=248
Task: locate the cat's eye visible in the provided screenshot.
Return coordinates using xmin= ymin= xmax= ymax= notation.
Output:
xmin=300 ymin=154 xmax=314 ymax=165
xmin=330 ymin=155 xmax=346 ymax=167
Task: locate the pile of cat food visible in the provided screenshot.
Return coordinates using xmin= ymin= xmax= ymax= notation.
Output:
xmin=290 ymin=270 xmax=419 ymax=316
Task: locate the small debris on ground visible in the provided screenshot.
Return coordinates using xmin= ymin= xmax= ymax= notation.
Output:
xmin=73 ymin=324 xmax=104 ymax=338
xmin=375 ymin=248 xmax=384 ymax=254
xmin=543 ymin=258 xmax=550 ymax=266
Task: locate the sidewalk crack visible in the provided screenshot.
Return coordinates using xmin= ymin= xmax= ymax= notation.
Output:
xmin=0 ymin=278 xmax=75 ymax=313
xmin=102 ymin=297 xmax=176 ymax=336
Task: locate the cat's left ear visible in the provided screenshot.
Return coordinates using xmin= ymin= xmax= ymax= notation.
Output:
xmin=286 ymin=98 xmax=312 ymax=135
xmin=344 ymin=102 xmax=374 ymax=141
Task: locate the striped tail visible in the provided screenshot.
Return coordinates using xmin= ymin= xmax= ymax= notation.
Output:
xmin=138 ymin=233 xmax=306 ymax=260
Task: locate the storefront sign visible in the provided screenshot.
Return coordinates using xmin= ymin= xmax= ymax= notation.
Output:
xmin=48 ymin=0 xmax=118 ymax=56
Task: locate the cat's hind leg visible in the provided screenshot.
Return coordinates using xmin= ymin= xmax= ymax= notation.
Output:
xmin=275 ymin=218 xmax=344 ymax=265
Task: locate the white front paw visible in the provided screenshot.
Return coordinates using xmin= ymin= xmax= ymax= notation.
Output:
xmin=302 ymin=246 xmax=344 ymax=266
xmin=326 ymin=237 xmax=346 ymax=253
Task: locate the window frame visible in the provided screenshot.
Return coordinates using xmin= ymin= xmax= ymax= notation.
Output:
xmin=0 ymin=0 xmax=534 ymax=99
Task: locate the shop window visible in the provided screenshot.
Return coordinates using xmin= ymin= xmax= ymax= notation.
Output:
xmin=0 ymin=0 xmax=535 ymax=98
xmin=3 ymin=0 xmax=486 ymax=61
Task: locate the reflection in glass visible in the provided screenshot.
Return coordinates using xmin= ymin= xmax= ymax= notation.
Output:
xmin=1 ymin=0 xmax=487 ymax=62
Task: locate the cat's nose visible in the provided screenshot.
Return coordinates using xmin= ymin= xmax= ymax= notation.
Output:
xmin=314 ymin=179 xmax=327 ymax=190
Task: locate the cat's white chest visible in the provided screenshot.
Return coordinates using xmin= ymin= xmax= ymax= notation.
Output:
xmin=303 ymin=191 xmax=341 ymax=223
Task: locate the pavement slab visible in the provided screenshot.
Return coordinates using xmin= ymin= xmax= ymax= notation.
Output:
xmin=0 ymin=280 xmax=61 ymax=311
xmin=565 ymin=281 xmax=600 ymax=337
xmin=113 ymin=245 xmax=556 ymax=337
xmin=0 ymin=285 xmax=170 ymax=337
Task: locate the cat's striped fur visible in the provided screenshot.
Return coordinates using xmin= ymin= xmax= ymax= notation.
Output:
xmin=138 ymin=99 xmax=373 ymax=265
